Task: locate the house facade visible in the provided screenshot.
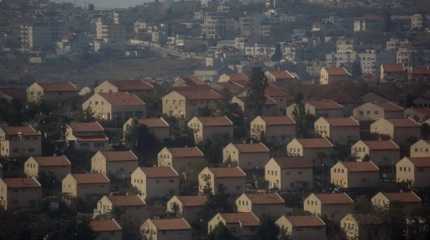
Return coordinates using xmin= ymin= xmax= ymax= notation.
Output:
xmin=157 ymin=147 xmax=206 ymax=177
xmin=330 ymin=161 xmax=380 ymax=188
xmin=314 ymin=117 xmax=360 ymax=143
xmin=62 ymin=173 xmax=110 ymax=199
xmin=396 ymin=157 xmax=430 ymax=188
xmin=0 ymin=126 xmax=42 ymax=158
xmin=304 ymin=193 xmax=354 ymax=221
xmin=26 ymin=82 xmax=78 ymax=103
xmin=370 ymin=118 xmax=421 ymax=143
xmin=24 ymin=155 xmax=71 ymax=180
xmin=131 ymin=167 xmax=179 ymax=200
xmin=187 ymin=116 xmax=233 ymax=144
xmin=91 ymin=150 xmax=139 ymax=179
xmin=0 ymin=177 xmax=42 ymax=210
xmin=198 ymin=167 xmax=247 ymax=195
xmin=140 ymin=218 xmax=192 ymax=240
xmin=65 ymin=122 xmax=109 ymax=151
xmin=235 ymin=192 xmax=286 ymax=218
xmin=222 ymin=143 xmax=270 ymax=170
xmin=250 ymin=116 xmax=296 ymax=143
xmin=276 ymin=215 xmax=327 ymax=240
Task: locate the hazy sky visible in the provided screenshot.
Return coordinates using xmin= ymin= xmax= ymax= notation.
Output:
xmin=53 ymin=0 xmax=152 ymax=9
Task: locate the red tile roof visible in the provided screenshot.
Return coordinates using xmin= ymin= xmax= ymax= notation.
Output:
xmin=33 ymin=156 xmax=71 ymax=167
xmin=111 ymin=80 xmax=154 ymax=92
xmin=138 ymin=117 xmax=169 ymax=128
xmin=325 ymin=67 xmax=349 ymax=76
xmin=245 ymin=192 xmax=285 ymax=205
xmin=69 ymin=122 xmax=104 ymax=133
xmin=3 ymin=177 xmax=41 ymax=188
xmin=260 ymin=116 xmax=295 ymax=126
xmin=151 ymin=218 xmax=191 ymax=231
xmin=233 ymin=143 xmax=270 ymax=153
xmin=99 ymin=92 xmax=145 ymax=107
xmin=363 ymin=140 xmax=399 ymax=150
xmin=141 ymin=167 xmax=179 ymax=178
xmin=269 ymin=70 xmax=296 ymax=81
xmin=296 ymin=138 xmax=334 ymax=149
xmin=176 ymin=195 xmax=208 ymax=207
xmin=72 ymin=173 xmax=110 ymax=184
xmin=229 ymin=73 xmax=250 ymax=84
xmin=265 ymin=84 xmax=288 ymax=97
xmin=38 ymin=82 xmax=78 ymax=92
xmin=220 ymin=212 xmax=260 ymax=227
xmin=412 ymin=66 xmax=430 ymax=76
xmin=383 ymin=192 xmax=422 ymax=203
xmin=286 ymin=215 xmax=326 ymax=227
xmin=377 ymin=101 xmax=404 ymax=112
xmin=196 ymin=116 xmax=233 ymax=127
xmin=410 ymin=158 xmax=430 ymax=168
xmin=109 ymin=195 xmax=145 ymax=207
xmin=307 ymin=99 xmax=344 ymax=110
xmin=175 ymin=89 xmax=224 ymax=101
xmin=2 ymin=126 xmax=40 ymax=136
xmin=388 ymin=118 xmax=420 ymax=128
xmin=382 ymin=64 xmax=406 ymax=73
xmin=324 ymin=117 xmax=359 ymax=127
xmin=208 ymin=167 xmax=247 ymax=178
xmin=89 ymin=219 xmax=122 ymax=232
xmin=274 ymin=157 xmax=314 ymax=169
xmin=314 ymin=193 xmax=354 ymax=205
xmin=168 ymin=147 xmax=204 ymax=158
xmin=100 ymin=150 xmax=138 ymax=162
xmin=341 ymin=161 xmax=379 ymax=172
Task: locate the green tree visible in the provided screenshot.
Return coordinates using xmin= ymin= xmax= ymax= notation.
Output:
xmin=253 ymin=217 xmax=280 ymax=240
xmin=246 ymin=67 xmax=268 ymax=118
xmin=208 ymin=223 xmax=238 ymax=240
xmin=293 ymin=93 xmax=313 ymax=137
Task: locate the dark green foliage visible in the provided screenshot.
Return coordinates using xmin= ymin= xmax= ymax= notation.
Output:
xmin=253 ymin=217 xmax=280 ymax=240
xmin=208 ymin=223 xmax=238 ymax=240
xmin=293 ymin=93 xmax=315 ymax=138
xmin=271 ymin=44 xmax=283 ymax=62
xmin=200 ymin=135 xmax=231 ymax=166
xmin=246 ymin=67 xmax=268 ymax=118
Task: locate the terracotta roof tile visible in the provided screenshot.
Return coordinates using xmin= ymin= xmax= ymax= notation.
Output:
xmin=297 ymin=138 xmax=334 ymax=148
xmin=176 ymin=195 xmax=208 ymax=207
xmin=89 ymin=219 xmax=122 ymax=232
xmin=410 ymin=158 xmax=430 ymax=168
xmin=341 ymin=161 xmax=379 ymax=172
xmin=2 ymin=126 xmax=40 ymax=136
xmin=307 ymin=99 xmax=344 ymax=110
xmin=324 ymin=117 xmax=359 ymax=127
xmin=388 ymin=118 xmax=420 ymax=128
xmin=286 ymin=215 xmax=326 ymax=227
xmin=3 ymin=177 xmax=41 ymax=188
xmin=269 ymin=70 xmax=296 ymax=80
xmin=208 ymin=167 xmax=247 ymax=178
xmin=274 ymin=157 xmax=314 ymax=169
xmin=151 ymin=218 xmax=191 ymax=231
xmin=233 ymin=143 xmax=270 ymax=153
xmin=141 ymin=167 xmax=179 ymax=178
xmin=382 ymin=64 xmax=406 ymax=73
xmin=325 ymin=67 xmax=349 ymax=76
xmin=196 ymin=116 xmax=233 ymax=127
xmin=260 ymin=116 xmax=295 ymax=126
xmin=109 ymin=195 xmax=145 ymax=207
xmin=383 ymin=192 xmax=422 ymax=203
xmin=175 ymin=89 xmax=224 ymax=101
xmin=412 ymin=66 xmax=430 ymax=76
xmin=111 ymin=80 xmax=154 ymax=91
xmin=363 ymin=140 xmax=399 ymax=150
xmin=100 ymin=150 xmax=138 ymax=162
xmin=72 ymin=173 xmax=110 ymax=184
xmin=38 ymin=82 xmax=78 ymax=92
xmin=138 ymin=117 xmax=169 ymax=128
xmin=220 ymin=212 xmax=260 ymax=227
xmin=245 ymin=193 xmax=285 ymax=205
xmin=168 ymin=147 xmax=204 ymax=158
xmin=229 ymin=73 xmax=249 ymax=84
xmin=69 ymin=122 xmax=104 ymax=132
xmin=377 ymin=101 xmax=404 ymax=112
xmin=33 ymin=156 xmax=71 ymax=167
xmin=265 ymin=84 xmax=287 ymax=97
xmin=314 ymin=193 xmax=354 ymax=205
xmin=99 ymin=92 xmax=145 ymax=107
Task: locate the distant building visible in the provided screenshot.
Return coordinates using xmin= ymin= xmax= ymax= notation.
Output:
xmin=396 ymin=157 xmax=430 ymax=188
xmin=351 ymin=140 xmax=400 ymax=167
xmin=187 ymin=116 xmax=233 ymax=144
xmin=62 ymin=173 xmax=110 ymax=199
xmin=89 ymin=218 xmax=122 ymax=240
xmin=250 ymin=116 xmax=296 ymax=143
xmin=370 ymin=118 xmax=421 ymax=143
xmin=123 ymin=117 xmax=170 ymax=141
xmin=320 ymin=67 xmax=351 ymax=85
xmin=208 ymin=212 xmax=260 ymax=238
xmin=166 ymin=195 xmax=207 ymax=222
xmin=235 ymin=192 xmax=286 ymax=218
xmin=131 ymin=167 xmax=179 ymax=200
xmin=222 ymin=143 xmax=270 ymax=170
xmin=276 ymin=215 xmax=327 ymax=240
xmin=314 ymin=117 xmax=360 ymax=143
xmin=371 ymin=192 xmax=421 ymax=212
xmin=304 ymin=192 xmax=354 ymax=221
xmin=0 ymin=177 xmax=42 ymax=210
xmin=380 ymin=64 xmax=408 ymax=82
xmin=24 ymin=155 xmax=71 ymax=180
xmin=198 ymin=167 xmax=246 ymax=195
xmin=65 ymin=122 xmax=109 ymax=151
xmin=330 ymin=161 xmax=380 ymax=189
xmin=0 ymin=125 xmax=42 ymax=158
xmin=157 ymin=147 xmax=205 ymax=177
xmin=140 ymin=218 xmax=191 ymax=240
xmin=91 ymin=150 xmax=138 ymax=179
xmin=26 ymin=82 xmax=78 ymax=103
xmin=340 ymin=214 xmax=385 ymax=240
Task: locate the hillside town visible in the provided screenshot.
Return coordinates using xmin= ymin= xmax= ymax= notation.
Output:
xmin=1 ymin=0 xmax=430 ymax=240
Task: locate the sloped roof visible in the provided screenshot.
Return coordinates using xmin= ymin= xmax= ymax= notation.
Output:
xmin=168 ymin=147 xmax=204 ymax=158
xmin=363 ymin=140 xmax=399 ymax=150
xmin=388 ymin=118 xmax=420 ymax=128
xmin=33 ymin=156 xmax=71 ymax=167
xmin=208 ymin=167 xmax=247 ymax=178
xmin=3 ymin=177 xmax=41 ymax=188
xmin=38 ymin=82 xmax=78 ymax=92
xmin=233 ymin=143 xmax=270 ymax=153
xmin=2 ymin=126 xmax=40 ymax=136
xmin=69 ymin=122 xmax=104 ymax=132
xmin=325 ymin=67 xmax=349 ymax=76
xmin=342 ymin=161 xmax=379 ymax=172
xmin=196 ymin=116 xmax=233 ymax=127
xmin=111 ymin=80 xmax=154 ymax=91
xmin=324 ymin=117 xmax=359 ymax=127
xmin=245 ymin=192 xmax=285 ymax=205
xmin=138 ymin=117 xmax=169 ymax=128
xmin=141 ymin=167 xmax=179 ymax=178
xmin=410 ymin=158 xmax=430 ymax=168
xmin=72 ymin=173 xmax=110 ymax=184
xmin=269 ymin=70 xmax=296 ymax=80
xmin=152 ymin=218 xmax=191 ymax=231
xmin=100 ymin=151 xmax=138 ymax=162
xmin=109 ymin=195 xmax=145 ymax=207
xmin=383 ymin=192 xmax=422 ymax=203
xmin=307 ymin=99 xmax=343 ymax=110
xmin=260 ymin=116 xmax=295 ymax=126
xmin=286 ymin=215 xmax=326 ymax=227
xmin=176 ymin=195 xmax=208 ymax=207
xmin=314 ymin=193 xmax=354 ymax=205
xmin=377 ymin=101 xmax=404 ymax=112
xmin=99 ymin=92 xmax=145 ymax=107
xmin=296 ymin=138 xmax=334 ymax=149
xmin=175 ymin=89 xmax=224 ymax=101
xmin=273 ymin=157 xmax=314 ymax=169
xmin=89 ymin=219 xmax=122 ymax=232
xmin=220 ymin=212 xmax=260 ymax=226
xmin=382 ymin=64 xmax=406 ymax=73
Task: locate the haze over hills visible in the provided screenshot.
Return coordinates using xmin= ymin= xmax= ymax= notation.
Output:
xmin=53 ymin=0 xmax=152 ymax=9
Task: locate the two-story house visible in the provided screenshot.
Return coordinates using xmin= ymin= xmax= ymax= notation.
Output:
xmin=330 ymin=161 xmax=380 ymax=189
xmin=198 ymin=167 xmax=247 ymax=195
xmin=314 ymin=117 xmax=360 ymax=143
xmin=62 ymin=173 xmax=110 ymax=199
xmin=371 ymin=191 xmax=421 ymax=212
xmin=94 ymin=80 xmax=154 ymax=96
xmin=157 ymin=147 xmax=205 ymax=177
xmin=351 ymin=140 xmax=400 ymax=167
xmin=91 ymin=150 xmax=139 ymax=179
xmin=89 ymin=218 xmax=122 ymax=240
xmin=276 ymin=215 xmax=327 ymax=240
xmin=26 ymin=82 xmax=78 ymax=103
xmin=396 ymin=157 xmax=430 ymax=188
xmin=370 ymin=118 xmax=421 ymax=143
xmin=0 ymin=177 xmax=42 ymax=210
xmin=287 ymin=138 xmax=334 ymax=164
xmin=0 ymin=125 xmax=42 ymax=158
xmin=166 ymin=195 xmax=208 ymax=222
xmin=123 ymin=117 xmax=170 ymax=141
xmin=208 ymin=212 xmax=260 ymax=239
xmin=340 ymin=213 xmax=385 ymax=240
xmin=250 ymin=116 xmax=296 ymax=143
xmin=24 ymin=155 xmax=71 ymax=180
xmin=235 ymin=192 xmax=286 ymax=218
xmin=304 ymin=192 xmax=354 ymax=221
xmin=131 ymin=167 xmax=179 ymax=200
xmin=65 ymin=122 xmax=109 ymax=151
xmin=222 ymin=143 xmax=270 ymax=170
xmin=187 ymin=116 xmax=233 ymax=144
